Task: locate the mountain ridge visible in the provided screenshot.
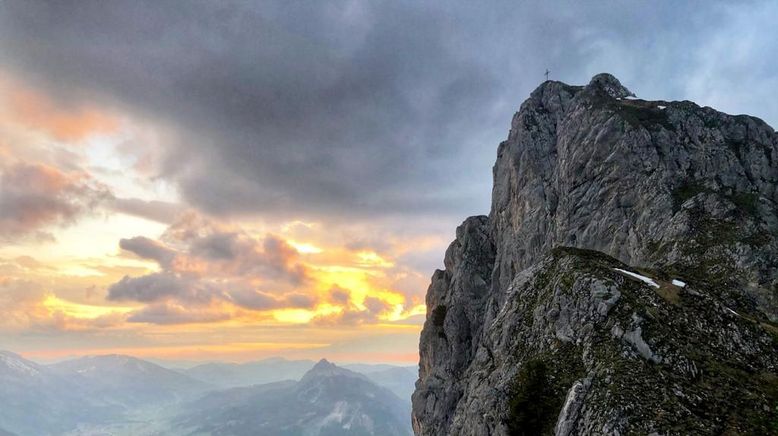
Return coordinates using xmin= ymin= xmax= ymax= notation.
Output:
xmin=182 ymin=356 xmax=316 ymax=388
xmin=174 ymin=358 xmax=412 ymax=435
xmin=0 ymin=351 xmax=417 ymax=435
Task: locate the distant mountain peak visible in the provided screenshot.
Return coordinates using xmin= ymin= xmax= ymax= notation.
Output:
xmin=313 ymin=358 xmax=334 ymax=369
xmin=176 ymin=357 xmax=412 ymax=435
xmin=301 ymin=358 xmax=365 ymax=383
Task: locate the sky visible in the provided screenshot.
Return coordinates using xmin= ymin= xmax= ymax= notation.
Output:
xmin=0 ymin=0 xmax=777 ymax=364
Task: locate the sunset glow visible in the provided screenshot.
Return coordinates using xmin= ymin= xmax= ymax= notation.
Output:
xmin=0 ymin=71 xmax=440 ymax=363
xmin=42 ymin=295 xmax=135 ymax=319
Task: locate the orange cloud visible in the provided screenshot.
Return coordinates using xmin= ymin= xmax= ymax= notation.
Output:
xmin=0 ymin=278 xmax=130 ymax=332
xmin=0 ymin=211 xmax=433 ymax=366
xmin=0 ymin=72 xmax=119 ymax=142
xmin=105 ymin=214 xmax=429 ymax=328
xmin=0 ymin=162 xmax=111 ymax=240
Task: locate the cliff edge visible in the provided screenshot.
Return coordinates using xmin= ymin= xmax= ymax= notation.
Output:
xmin=412 ymin=74 xmax=778 ymax=435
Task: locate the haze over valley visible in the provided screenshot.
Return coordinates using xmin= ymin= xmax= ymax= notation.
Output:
xmin=0 ymin=350 xmax=416 ymax=435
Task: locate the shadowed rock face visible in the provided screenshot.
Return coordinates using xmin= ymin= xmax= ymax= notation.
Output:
xmin=413 ymin=74 xmax=778 ymax=435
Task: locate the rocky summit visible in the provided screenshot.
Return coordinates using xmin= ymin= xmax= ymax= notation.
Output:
xmin=412 ymin=74 xmax=778 ymax=435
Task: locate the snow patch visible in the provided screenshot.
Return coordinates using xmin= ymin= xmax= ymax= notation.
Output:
xmin=724 ymin=306 xmax=740 ymax=317
xmin=671 ymin=279 xmax=686 ymax=287
xmin=76 ymin=366 xmax=98 ymax=374
xmin=658 ymin=105 xmax=667 ymax=110
xmin=613 ymin=268 xmax=659 ymax=288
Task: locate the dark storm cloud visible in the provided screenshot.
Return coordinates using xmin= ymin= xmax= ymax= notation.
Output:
xmin=1 ymin=0 xmax=775 ymax=220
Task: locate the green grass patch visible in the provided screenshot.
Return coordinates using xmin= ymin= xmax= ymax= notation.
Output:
xmin=507 ymin=345 xmax=585 ymax=436
xmin=656 ymin=282 xmax=681 ymax=304
xmin=672 ymin=181 xmax=708 ymax=212
xmin=507 ymin=360 xmax=557 ymax=436
xmin=616 ymin=102 xmax=675 ymax=131
xmin=729 ymin=192 xmax=759 ymax=217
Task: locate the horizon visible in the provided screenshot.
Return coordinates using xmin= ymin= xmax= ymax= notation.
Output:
xmin=2 ymin=1 xmax=778 ymax=367
xmin=7 ymin=348 xmax=419 ymax=368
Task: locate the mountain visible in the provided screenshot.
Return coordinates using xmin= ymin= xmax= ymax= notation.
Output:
xmin=412 ymin=74 xmax=778 ymax=435
xmin=182 ymin=357 xmax=315 ymax=388
xmin=0 ymin=351 xmax=117 ymax=435
xmin=0 ymin=351 xmax=415 ymax=435
xmin=182 ymin=358 xmax=417 ymax=402
xmin=350 ymin=366 xmax=418 ymax=404
xmin=343 ymin=363 xmax=403 ymax=373
xmin=49 ymin=354 xmax=211 ymax=408
xmin=0 ymin=350 xmax=44 ymax=378
xmin=173 ymin=359 xmax=412 ymax=435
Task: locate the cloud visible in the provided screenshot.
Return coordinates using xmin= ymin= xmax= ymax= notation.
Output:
xmin=328 ymin=286 xmax=351 ymax=304
xmin=104 ymin=213 xmax=426 ymax=325
xmin=12 ymin=255 xmax=49 ymax=270
xmin=48 ymin=310 xmax=126 ymax=331
xmin=119 ymin=236 xmax=177 ymax=267
xmin=0 ymin=162 xmax=111 ymax=242
xmin=0 ymin=277 xmax=127 ymax=332
xmin=285 ymin=293 xmax=318 ymax=309
xmin=111 ymin=197 xmax=182 ymax=224
xmin=126 ymin=302 xmax=230 ymax=325
xmin=106 ymin=214 xmax=317 ymax=322
xmin=1 ymin=1 xmax=776 ymax=228
xmin=314 ymin=293 xmax=393 ymax=326
xmin=107 ymin=272 xmax=210 ymax=303
xmin=0 ymin=1 xmax=501 ymax=221
xmin=162 ymin=215 xmax=310 ymax=284
xmin=0 ymin=278 xmax=48 ymax=330
xmin=0 ymin=72 xmax=119 ymax=142
xmin=1 ymin=1 xmax=772 ymax=225
xmin=189 ymin=232 xmax=242 ymax=261
xmin=257 ymin=236 xmax=309 ymax=284
xmin=227 ymin=289 xmax=317 ymax=311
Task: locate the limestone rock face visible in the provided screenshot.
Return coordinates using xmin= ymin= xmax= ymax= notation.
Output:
xmin=412 ymin=74 xmax=778 ymax=435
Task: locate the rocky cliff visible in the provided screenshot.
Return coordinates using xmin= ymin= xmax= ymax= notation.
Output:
xmin=412 ymin=74 xmax=778 ymax=435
